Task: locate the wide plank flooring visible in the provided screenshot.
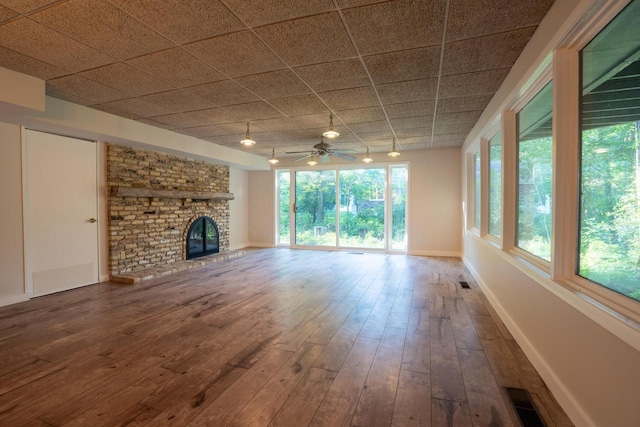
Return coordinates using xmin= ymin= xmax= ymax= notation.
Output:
xmin=0 ymin=249 xmax=573 ymax=426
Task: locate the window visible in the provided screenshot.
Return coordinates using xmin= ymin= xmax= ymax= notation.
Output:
xmin=276 ymin=170 xmax=290 ymax=246
xmin=579 ymin=0 xmax=640 ymax=302
xmin=473 ymin=151 xmax=481 ymax=230
xmin=488 ymin=132 xmax=502 ymax=238
xmin=517 ymin=82 xmax=553 ymax=261
xmin=390 ymin=165 xmax=408 ymax=251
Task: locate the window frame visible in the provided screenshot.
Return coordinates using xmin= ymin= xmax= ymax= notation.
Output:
xmin=484 ymin=121 xmax=504 ymax=244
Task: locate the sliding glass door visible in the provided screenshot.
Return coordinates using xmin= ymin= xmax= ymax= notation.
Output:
xmin=294 ymin=170 xmax=337 ymax=247
xmin=339 ymin=168 xmax=386 ymax=249
xmin=280 ymin=164 xmax=408 ymax=251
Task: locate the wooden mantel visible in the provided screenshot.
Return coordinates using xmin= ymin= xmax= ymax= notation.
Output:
xmin=109 ymin=186 xmax=235 ymax=201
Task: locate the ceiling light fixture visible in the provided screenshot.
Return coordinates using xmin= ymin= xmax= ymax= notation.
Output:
xmin=268 ymin=147 xmax=279 ymax=164
xmin=240 ymin=121 xmax=256 ymax=146
xmin=307 ymin=155 xmax=318 ymax=166
xmin=388 ymin=139 xmax=400 ymax=157
xmin=362 ymin=147 xmax=373 ymax=163
xmin=322 ymin=113 xmax=340 ymax=139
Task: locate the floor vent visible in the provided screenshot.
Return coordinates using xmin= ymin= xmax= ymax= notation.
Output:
xmin=504 ymin=387 xmax=546 ymax=427
xmin=348 ymin=252 xmax=364 ymax=255
xmin=459 ymin=281 xmax=470 ymax=289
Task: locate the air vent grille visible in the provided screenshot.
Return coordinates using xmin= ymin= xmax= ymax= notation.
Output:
xmin=459 ymin=281 xmax=470 ymax=289
xmin=504 ymin=387 xmax=546 ymax=427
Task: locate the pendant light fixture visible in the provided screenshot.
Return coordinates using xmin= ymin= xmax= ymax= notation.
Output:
xmin=388 ymin=139 xmax=400 ymax=157
xmin=307 ymin=155 xmax=318 ymax=166
xmin=362 ymin=147 xmax=373 ymax=163
xmin=268 ymin=147 xmax=279 ymax=164
xmin=322 ymin=113 xmax=340 ymax=139
xmin=240 ymin=121 xmax=256 ymax=146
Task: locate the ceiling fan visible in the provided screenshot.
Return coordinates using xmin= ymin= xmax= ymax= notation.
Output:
xmin=286 ymin=137 xmax=357 ymax=163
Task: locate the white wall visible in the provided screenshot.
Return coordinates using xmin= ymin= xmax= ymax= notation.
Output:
xmin=248 ymin=171 xmax=275 ymax=247
xmin=461 ymin=1 xmax=640 ymax=426
xmin=229 ymin=167 xmax=250 ymax=250
xmin=247 ymin=149 xmax=461 ymax=255
xmin=407 ymin=149 xmax=461 ymax=256
xmin=0 ymin=121 xmax=27 ymax=306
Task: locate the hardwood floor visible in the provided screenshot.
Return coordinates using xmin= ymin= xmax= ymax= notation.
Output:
xmin=0 ymin=249 xmax=573 ymax=426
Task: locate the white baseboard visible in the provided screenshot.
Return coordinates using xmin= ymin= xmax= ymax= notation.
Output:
xmin=462 ymin=257 xmax=596 ymax=427
xmin=0 ymin=293 xmax=30 ymax=308
xmin=408 ymin=250 xmax=462 ymax=257
xmin=248 ymin=243 xmax=276 ymax=248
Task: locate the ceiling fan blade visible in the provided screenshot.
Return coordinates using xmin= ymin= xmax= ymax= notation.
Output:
xmin=331 ymin=148 xmax=357 ymax=153
xmin=332 ymin=151 xmax=356 ymax=161
xmin=294 ymin=153 xmax=314 ymax=161
xmin=320 ymin=153 xmax=330 ymax=163
xmin=285 ymin=150 xmax=314 ymax=154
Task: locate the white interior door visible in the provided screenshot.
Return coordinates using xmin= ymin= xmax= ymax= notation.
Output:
xmin=25 ymin=130 xmax=99 ymax=297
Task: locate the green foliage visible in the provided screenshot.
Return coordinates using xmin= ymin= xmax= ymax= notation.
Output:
xmin=580 ymin=122 xmax=640 ymax=301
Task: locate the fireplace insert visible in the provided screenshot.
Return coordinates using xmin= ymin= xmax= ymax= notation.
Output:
xmin=186 ymin=216 xmax=219 ymax=259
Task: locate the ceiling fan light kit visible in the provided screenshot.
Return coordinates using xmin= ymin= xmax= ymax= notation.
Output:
xmin=240 ymin=121 xmax=256 ymax=146
xmin=307 ymin=156 xmax=318 ymax=166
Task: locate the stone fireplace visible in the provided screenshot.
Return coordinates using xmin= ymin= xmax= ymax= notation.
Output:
xmin=107 ymin=144 xmax=232 ymax=277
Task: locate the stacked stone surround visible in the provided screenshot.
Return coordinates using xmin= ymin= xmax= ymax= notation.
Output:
xmin=107 ymin=144 xmax=230 ymax=276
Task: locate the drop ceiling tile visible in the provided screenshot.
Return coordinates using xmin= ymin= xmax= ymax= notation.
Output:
xmin=348 ymin=120 xmax=391 ymax=133
xmin=434 ymin=123 xmax=474 ymax=135
xmin=235 ymin=69 xmax=311 ymax=100
xmin=319 ymin=86 xmax=379 ymax=111
xmin=152 ymin=108 xmax=240 ymax=128
xmin=255 ymin=12 xmax=356 ymax=67
xmin=359 ymin=130 xmax=394 ymax=141
xmin=0 ymin=0 xmax=59 ymax=14
xmin=305 ymin=125 xmax=356 ymax=139
xmin=139 ymin=89 xmax=214 ymax=113
xmin=269 ymin=93 xmax=328 ymax=116
xmin=385 ymin=100 xmax=435 ymax=118
xmin=127 ymin=48 xmax=225 ymax=88
xmin=251 ymin=117 xmax=303 ymax=131
xmin=47 ymin=75 xmax=126 ymax=104
xmin=335 ymin=106 xmax=386 ymax=124
xmin=32 ymin=0 xmax=172 ymax=60
xmin=0 ymin=18 xmax=114 ymax=72
xmin=109 ymin=97 xmax=177 ymax=118
xmin=365 ymin=137 xmax=395 ymax=146
xmin=107 ymin=0 xmax=245 ymax=44
xmin=437 ymin=95 xmax=493 ymax=114
xmin=80 ymin=62 xmax=172 ymax=96
xmin=0 ymin=5 xmax=17 ymax=23
xmin=0 ymin=45 xmax=69 ymax=79
xmin=435 ymin=110 xmax=482 ymax=126
xmin=224 ymin=0 xmax=334 ymax=27
xmin=438 ymin=68 xmax=509 ymax=98
xmin=336 ymin=0 xmax=380 ymax=7
xmin=294 ymin=59 xmax=370 ymax=92
xmin=186 ymin=30 xmax=285 ymax=78
xmin=46 ymin=85 xmax=92 ymax=105
xmin=364 ymin=46 xmax=440 ymax=84
xmin=93 ymin=97 xmax=174 ymax=119
xmin=397 ymin=136 xmax=431 ymax=145
xmin=222 ymin=101 xmax=284 ymax=121
xmin=433 ymin=133 xmax=467 ymax=144
xmin=446 ymin=0 xmax=553 ymax=41
xmin=175 ymin=125 xmax=228 ymax=138
xmin=188 ymin=80 xmax=259 ymax=106
xmin=377 ymin=79 xmax=437 ymax=104
xmin=443 ymin=28 xmax=535 ymax=75
xmin=342 ymin=0 xmax=445 ymax=55
xmin=291 ymin=112 xmax=341 ymax=128
xmin=395 ymin=128 xmax=431 ymax=138
xmin=389 ymin=115 xmax=431 ymax=129
xmin=215 ymin=121 xmax=261 ymax=134
xmin=136 ymin=117 xmax=177 ymax=130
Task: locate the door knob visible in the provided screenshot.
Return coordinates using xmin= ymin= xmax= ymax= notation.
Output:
xmin=88 ymin=218 xmax=97 ymax=223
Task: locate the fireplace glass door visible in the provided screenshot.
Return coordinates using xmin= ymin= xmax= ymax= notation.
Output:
xmin=187 ymin=216 xmax=219 ymax=259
